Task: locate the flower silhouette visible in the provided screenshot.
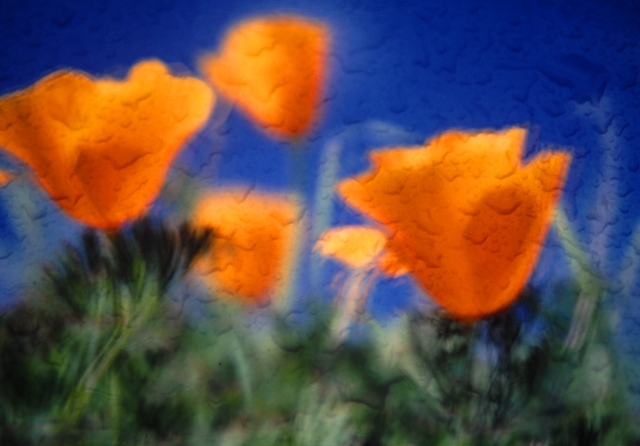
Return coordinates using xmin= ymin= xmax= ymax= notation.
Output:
xmin=193 ymin=188 xmax=300 ymax=304
xmin=200 ymin=15 xmax=329 ymax=139
xmin=338 ymin=127 xmax=571 ymax=320
xmin=0 ymin=60 xmax=214 ymax=228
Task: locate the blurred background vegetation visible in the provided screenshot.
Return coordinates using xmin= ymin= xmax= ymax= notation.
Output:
xmin=0 ymin=219 xmax=636 ymax=445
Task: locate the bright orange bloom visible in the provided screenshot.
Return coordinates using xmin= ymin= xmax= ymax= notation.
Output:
xmin=316 ymin=226 xmax=387 ymax=269
xmin=200 ymin=16 xmax=329 ymax=139
xmin=0 ymin=60 xmax=214 ymax=228
xmin=338 ymin=127 xmax=571 ymax=320
xmin=315 ymin=225 xmax=408 ymax=277
xmin=193 ymin=188 xmax=300 ymax=304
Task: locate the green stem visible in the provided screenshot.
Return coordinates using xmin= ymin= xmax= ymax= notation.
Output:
xmin=310 ymin=140 xmax=342 ymax=292
xmin=330 ymin=268 xmax=368 ymax=345
xmin=60 ymin=278 xmax=158 ymax=428
xmin=231 ymin=335 xmax=253 ymax=410
xmin=61 ymin=322 xmax=131 ymax=426
xmin=280 ymin=142 xmax=308 ymax=312
xmin=554 ymin=208 xmax=602 ymax=290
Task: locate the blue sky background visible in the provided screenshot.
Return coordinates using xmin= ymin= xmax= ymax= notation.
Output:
xmin=1 ymin=0 xmax=640 ymax=402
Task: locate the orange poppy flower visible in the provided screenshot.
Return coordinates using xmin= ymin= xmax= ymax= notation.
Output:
xmin=338 ymin=127 xmax=571 ymax=320
xmin=200 ymin=16 xmax=329 ymax=139
xmin=316 ymin=226 xmax=387 ymax=269
xmin=193 ymin=188 xmax=300 ymax=304
xmin=315 ymin=225 xmax=408 ymax=277
xmin=0 ymin=60 xmax=214 ymax=228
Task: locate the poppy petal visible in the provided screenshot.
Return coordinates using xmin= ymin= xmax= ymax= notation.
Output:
xmin=338 ymin=127 xmax=571 ymax=320
xmin=315 ymin=226 xmax=388 ymax=269
xmin=74 ymin=61 xmax=215 ymax=227
xmin=193 ymin=188 xmax=300 ymax=304
xmin=315 ymin=225 xmax=409 ymax=276
xmin=200 ymin=16 xmax=329 ymax=138
xmin=0 ymin=71 xmax=97 ymax=213
xmin=0 ymin=60 xmax=215 ymax=228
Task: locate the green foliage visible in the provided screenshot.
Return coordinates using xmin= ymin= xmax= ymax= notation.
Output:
xmin=0 ymin=219 xmax=637 ymax=445
xmin=0 ymin=219 xmax=212 ymax=444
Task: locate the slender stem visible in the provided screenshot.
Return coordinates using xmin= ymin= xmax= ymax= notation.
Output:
xmin=311 ymin=140 xmax=342 ymax=292
xmin=331 ymin=268 xmax=368 ymax=344
xmin=60 ymin=280 xmax=158 ymax=427
xmin=61 ymin=322 xmax=131 ymax=426
xmin=554 ymin=209 xmax=601 ymax=289
xmin=281 ymin=142 xmax=308 ymax=312
xmin=231 ymin=335 xmax=253 ymax=410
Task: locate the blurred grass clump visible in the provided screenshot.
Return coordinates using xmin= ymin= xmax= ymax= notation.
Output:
xmin=0 ymin=218 xmax=636 ymax=445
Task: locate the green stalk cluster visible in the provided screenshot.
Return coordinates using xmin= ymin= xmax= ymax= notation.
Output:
xmin=0 ymin=219 xmax=635 ymax=445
